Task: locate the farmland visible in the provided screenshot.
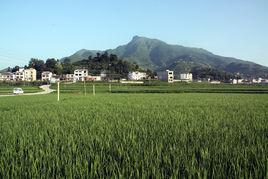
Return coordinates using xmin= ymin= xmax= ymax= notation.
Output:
xmin=0 ymin=87 xmax=267 ymax=178
xmin=51 ymin=81 xmax=268 ymax=94
xmin=0 ymin=85 xmax=42 ymax=95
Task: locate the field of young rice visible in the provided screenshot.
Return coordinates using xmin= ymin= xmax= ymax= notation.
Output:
xmin=0 ymin=93 xmax=267 ymax=178
xmin=0 ymin=86 xmax=42 ymax=95
xmin=51 ymin=82 xmax=268 ymax=94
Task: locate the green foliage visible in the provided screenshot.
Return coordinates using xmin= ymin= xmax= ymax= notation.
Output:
xmin=73 ymin=52 xmax=141 ymax=79
xmin=11 ymin=66 xmax=20 ymax=73
xmin=191 ymin=67 xmax=236 ymax=82
xmin=62 ymin=58 xmax=75 ymax=74
xmin=0 ymin=83 xmax=42 ymax=94
xmin=45 ymin=58 xmax=63 ymax=75
xmin=0 ymin=93 xmax=267 ymax=178
xmin=28 ymin=58 xmax=46 ymax=79
xmin=50 ymin=82 xmax=268 ymax=94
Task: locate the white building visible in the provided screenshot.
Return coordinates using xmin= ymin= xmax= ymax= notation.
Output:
xmin=128 ymin=71 xmax=147 ymax=81
xmin=85 ymin=75 xmax=102 ymax=81
xmin=66 ymin=74 xmax=75 ymax=82
xmin=180 ymin=73 xmax=193 ymax=82
xmin=41 ymin=71 xmax=53 ymax=81
xmin=231 ymin=79 xmax=243 ymax=84
xmin=74 ymin=69 xmax=88 ymax=81
xmin=252 ymin=79 xmax=258 ymax=84
xmin=258 ymin=78 xmax=262 ymax=83
xmin=157 ymin=70 xmax=174 ymax=83
xmin=0 ymin=72 xmax=15 ymax=81
xmin=100 ymin=71 xmax=107 ymax=80
xmin=24 ymin=68 xmax=37 ymax=82
xmin=210 ymin=80 xmax=221 ymax=84
xmin=50 ymin=74 xmax=61 ymax=83
xmin=15 ymin=68 xmax=25 ymax=81
xmin=14 ymin=68 xmax=36 ymax=82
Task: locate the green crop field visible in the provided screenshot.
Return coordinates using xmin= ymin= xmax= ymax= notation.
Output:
xmin=0 ymin=83 xmax=42 ymax=95
xmin=51 ymin=81 xmax=268 ymax=94
xmin=0 ymin=91 xmax=267 ymax=178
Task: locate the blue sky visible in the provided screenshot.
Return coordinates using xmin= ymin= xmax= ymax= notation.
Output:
xmin=0 ymin=0 xmax=267 ymax=69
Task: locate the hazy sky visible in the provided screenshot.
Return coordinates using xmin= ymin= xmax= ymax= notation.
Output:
xmin=0 ymin=0 xmax=267 ymax=69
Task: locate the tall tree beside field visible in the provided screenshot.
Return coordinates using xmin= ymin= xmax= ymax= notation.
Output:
xmin=45 ymin=58 xmax=63 ymax=75
xmin=74 ymin=53 xmax=142 ymax=79
xmin=11 ymin=66 xmax=20 ymax=73
xmin=62 ymin=58 xmax=75 ymax=74
xmin=45 ymin=58 xmax=57 ymax=73
xmin=28 ymin=58 xmax=46 ymax=79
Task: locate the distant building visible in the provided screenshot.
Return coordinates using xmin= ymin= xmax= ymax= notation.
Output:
xmin=24 ymin=68 xmax=37 ymax=82
xmin=157 ymin=70 xmax=174 ymax=83
xmin=100 ymin=71 xmax=107 ymax=80
xmin=50 ymin=74 xmax=60 ymax=83
xmin=128 ymin=71 xmax=147 ymax=81
xmin=210 ymin=80 xmax=221 ymax=84
xmin=180 ymin=73 xmax=193 ymax=82
xmin=74 ymin=69 xmax=88 ymax=81
xmin=0 ymin=72 xmax=15 ymax=81
xmin=66 ymin=74 xmax=75 ymax=82
xmin=41 ymin=71 xmax=53 ymax=81
xmin=231 ymin=79 xmax=243 ymax=84
xmin=14 ymin=68 xmax=36 ymax=82
xmin=85 ymin=75 xmax=102 ymax=81
xmin=252 ymin=79 xmax=258 ymax=84
xmin=15 ymin=68 xmax=25 ymax=81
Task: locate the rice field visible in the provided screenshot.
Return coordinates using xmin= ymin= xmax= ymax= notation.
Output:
xmin=0 ymin=91 xmax=267 ymax=178
xmin=49 ymin=82 xmax=268 ymax=95
xmin=0 ymin=84 xmax=42 ymax=95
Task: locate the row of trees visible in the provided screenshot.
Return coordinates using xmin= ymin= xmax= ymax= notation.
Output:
xmin=191 ymin=67 xmax=239 ymax=82
xmin=9 ymin=52 xmax=155 ymax=80
xmin=10 ymin=58 xmax=74 ymax=79
xmin=72 ymin=52 xmax=156 ymax=79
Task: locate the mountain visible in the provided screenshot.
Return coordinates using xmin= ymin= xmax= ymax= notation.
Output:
xmin=0 ymin=68 xmax=8 ymax=73
xmin=64 ymin=36 xmax=268 ymax=77
xmin=64 ymin=49 xmax=102 ymax=62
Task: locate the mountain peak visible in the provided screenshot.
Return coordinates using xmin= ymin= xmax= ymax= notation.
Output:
xmin=131 ymin=35 xmax=148 ymax=43
xmin=132 ymin=35 xmax=142 ymax=40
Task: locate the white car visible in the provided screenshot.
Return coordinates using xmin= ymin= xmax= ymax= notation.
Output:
xmin=13 ymin=88 xmax=24 ymax=95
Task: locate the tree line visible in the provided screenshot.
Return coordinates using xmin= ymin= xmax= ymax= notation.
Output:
xmin=9 ymin=52 xmax=156 ymax=80
xmin=191 ymin=67 xmax=240 ymax=82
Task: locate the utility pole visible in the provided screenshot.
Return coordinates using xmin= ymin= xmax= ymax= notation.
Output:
xmin=84 ymin=80 xmax=87 ymax=96
xmin=57 ymin=81 xmax=60 ymax=101
xmin=93 ymin=84 xmax=95 ymax=96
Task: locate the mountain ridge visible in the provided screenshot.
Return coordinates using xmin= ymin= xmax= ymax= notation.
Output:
xmin=63 ymin=36 xmax=268 ymax=77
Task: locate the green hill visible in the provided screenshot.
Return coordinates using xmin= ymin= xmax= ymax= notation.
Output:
xmin=64 ymin=36 xmax=268 ymax=77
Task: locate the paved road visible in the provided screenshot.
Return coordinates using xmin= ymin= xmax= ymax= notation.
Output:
xmin=0 ymin=85 xmax=55 ymax=97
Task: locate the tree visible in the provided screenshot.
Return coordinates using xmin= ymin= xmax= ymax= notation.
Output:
xmin=11 ymin=66 xmax=20 ymax=73
xmin=55 ymin=60 xmax=63 ymax=75
xmin=75 ymin=52 xmax=144 ymax=80
xmin=28 ymin=58 xmax=45 ymax=79
xmin=45 ymin=58 xmax=57 ymax=74
xmin=62 ymin=58 xmax=75 ymax=74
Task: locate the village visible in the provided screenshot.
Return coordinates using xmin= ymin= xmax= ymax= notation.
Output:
xmin=0 ymin=67 xmax=268 ymax=85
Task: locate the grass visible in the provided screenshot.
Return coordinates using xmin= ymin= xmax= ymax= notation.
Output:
xmin=0 ymin=82 xmax=44 ymax=95
xmin=0 ymin=86 xmax=42 ymax=95
xmin=0 ymin=92 xmax=267 ymax=178
xmin=50 ymin=81 xmax=268 ymax=94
